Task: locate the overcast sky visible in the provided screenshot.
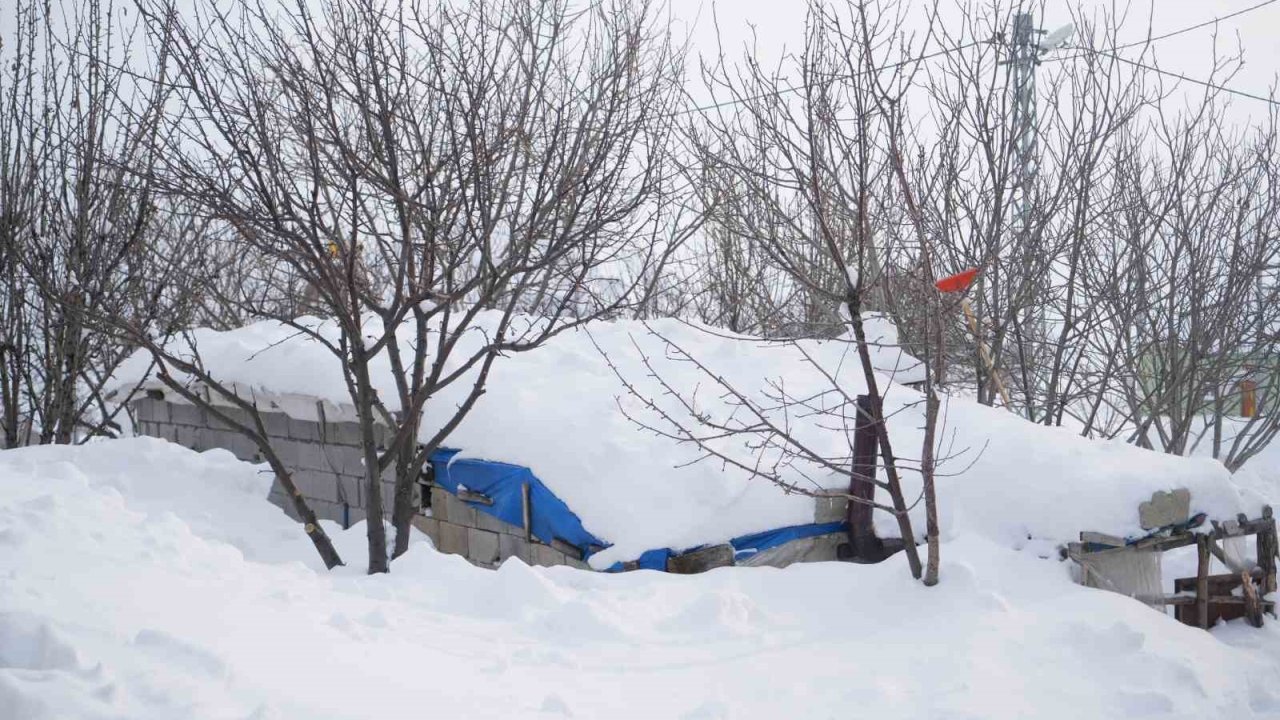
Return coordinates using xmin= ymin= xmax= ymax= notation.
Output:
xmin=670 ymin=0 xmax=1279 ymax=126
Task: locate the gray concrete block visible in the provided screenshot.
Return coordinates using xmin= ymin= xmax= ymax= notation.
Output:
xmin=331 ymin=421 xmax=362 ymax=446
xmin=498 ymin=534 xmax=530 ymax=564
xmin=531 ymin=543 xmax=566 ymax=568
xmin=307 ymin=498 xmax=345 ymax=524
xmin=468 ymin=528 xmax=500 ymax=566
xmin=814 ymin=495 xmax=848 ymax=524
xmin=133 ymin=398 xmax=169 ymax=423
xmin=207 ymin=429 xmax=261 ymax=462
xmin=169 ymin=402 xmax=204 ymax=425
xmin=293 ymin=469 xmax=340 ymax=503
xmin=329 ymin=446 xmax=365 ymax=476
xmin=411 ymin=516 xmax=440 ymax=542
xmin=288 ymin=417 xmax=322 ymax=442
xmin=175 ymin=424 xmax=203 ymax=451
xmin=445 ymin=493 xmax=477 ymax=527
xmin=430 ymin=486 xmax=450 ymax=522
xmin=475 ymin=508 xmax=517 ymax=534
xmin=273 ymin=493 xmax=302 ymax=522
xmin=337 ymin=475 xmax=361 ymax=507
xmin=261 ymin=411 xmax=291 ymax=439
xmin=345 ymin=506 xmax=367 ymax=529
xmin=1139 ymin=488 xmax=1191 ymax=530
xmin=206 ymin=405 xmax=252 ymax=432
xmin=295 ymin=442 xmax=329 ymax=472
xmin=564 ymin=555 xmax=591 ymax=571
xmin=437 ymin=521 xmax=469 ymax=557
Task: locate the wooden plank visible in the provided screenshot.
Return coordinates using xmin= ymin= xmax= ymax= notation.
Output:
xmin=1197 ymin=536 xmax=1211 ymax=629
xmin=1080 ymin=531 xmax=1126 ymax=548
xmin=521 ymin=482 xmax=532 ymax=543
xmin=456 ymin=489 xmax=494 ymax=506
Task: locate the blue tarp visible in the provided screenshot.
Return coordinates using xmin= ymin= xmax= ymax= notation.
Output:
xmin=729 ymin=521 xmax=848 ymax=562
xmin=429 ymin=449 xmax=605 ymax=558
xmin=429 ymin=448 xmax=849 ymax=571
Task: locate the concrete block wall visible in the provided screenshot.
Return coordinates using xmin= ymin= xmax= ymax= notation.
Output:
xmin=131 ymin=393 xmax=844 ymax=573
xmin=131 ymin=395 xmax=406 ymax=529
xmin=411 ymin=486 xmax=591 ymax=570
xmin=131 ymin=394 xmax=590 ymax=571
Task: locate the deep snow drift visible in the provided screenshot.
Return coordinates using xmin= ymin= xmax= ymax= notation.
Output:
xmin=1 ymin=439 xmax=1278 ymax=719
xmin=112 ymin=313 xmax=1260 ymax=566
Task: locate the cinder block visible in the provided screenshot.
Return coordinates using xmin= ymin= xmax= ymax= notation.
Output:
xmin=475 ymin=508 xmax=516 ymax=534
xmin=437 ymin=521 xmax=469 ymax=557
xmin=411 ymin=516 xmax=440 ymax=541
xmin=330 ymin=446 xmax=365 ymax=477
xmin=337 ymin=475 xmax=361 ymax=507
xmin=430 ymin=486 xmax=450 ymax=522
xmin=134 ymin=398 xmax=170 ymax=423
xmin=445 ymin=493 xmax=477 ymax=527
xmin=295 ymin=442 xmax=328 ymax=472
xmin=266 ymin=439 xmax=300 ymax=469
xmin=169 ymin=402 xmax=204 ymax=425
xmin=288 ymin=417 xmax=322 ymax=442
xmin=292 ymin=469 xmax=340 ymax=503
xmin=275 ymin=494 xmax=302 ymax=522
xmin=532 ymin=543 xmax=566 ymax=568
xmin=331 ymin=421 xmax=362 ymax=446
xmin=564 ymin=556 xmax=591 ymax=571
xmin=498 ymin=534 xmax=530 ymax=564
xmin=468 ymin=528 xmax=500 ymax=566
xmin=345 ymin=506 xmax=367 ymax=529
xmin=261 ymin=411 xmax=291 ymax=439
xmin=307 ymin=498 xmax=344 ymax=524
xmin=814 ymin=495 xmax=848 ymax=524
xmin=206 ymin=405 xmax=252 ymax=432
xmin=175 ymin=424 xmax=203 ymax=450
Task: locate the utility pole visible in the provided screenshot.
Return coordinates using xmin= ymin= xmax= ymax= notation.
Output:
xmin=1001 ymin=11 xmax=1073 ymax=420
xmin=1009 ymin=11 xmax=1039 ymax=243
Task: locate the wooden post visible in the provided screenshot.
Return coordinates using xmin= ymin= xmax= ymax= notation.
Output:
xmin=960 ymin=299 xmax=1012 ymax=408
xmin=521 ymin=482 xmax=532 ymax=543
xmin=1242 ymin=571 xmax=1265 ymax=628
xmin=1258 ymin=506 xmax=1277 ymax=601
xmin=847 ymin=394 xmax=879 ymax=557
xmin=1197 ymin=535 xmax=1211 ymax=629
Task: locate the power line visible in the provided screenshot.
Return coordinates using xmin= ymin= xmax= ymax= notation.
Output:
xmin=1112 ymin=0 xmax=1278 ymax=51
xmin=1091 ymin=49 xmax=1279 ymax=107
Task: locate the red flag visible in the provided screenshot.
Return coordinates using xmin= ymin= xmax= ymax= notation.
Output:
xmin=935 ymin=267 xmax=979 ymax=294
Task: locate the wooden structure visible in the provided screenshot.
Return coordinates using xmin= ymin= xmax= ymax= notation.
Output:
xmin=1068 ymin=506 xmax=1278 ymax=630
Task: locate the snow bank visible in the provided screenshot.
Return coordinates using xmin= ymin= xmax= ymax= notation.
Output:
xmin=111 ymin=313 xmax=1255 ymax=565
xmin=0 ymin=439 xmax=1278 ymax=719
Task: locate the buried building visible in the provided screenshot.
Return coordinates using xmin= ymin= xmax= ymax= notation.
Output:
xmin=114 ymin=312 xmax=1260 ymax=576
xmin=129 ymin=388 xmax=855 ymax=573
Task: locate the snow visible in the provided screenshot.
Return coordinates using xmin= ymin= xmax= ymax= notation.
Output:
xmin=111 ymin=313 xmax=1258 ymax=567
xmin=1 ymin=438 xmax=1278 ymax=719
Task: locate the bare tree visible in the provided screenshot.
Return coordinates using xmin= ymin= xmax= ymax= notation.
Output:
xmin=126 ymin=0 xmax=690 ymax=572
xmin=0 ymin=0 xmax=184 ymax=447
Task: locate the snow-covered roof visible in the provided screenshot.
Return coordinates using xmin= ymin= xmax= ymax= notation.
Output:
xmin=111 ymin=312 xmax=1258 ymax=566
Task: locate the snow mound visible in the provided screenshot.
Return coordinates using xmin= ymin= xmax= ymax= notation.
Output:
xmin=112 ymin=313 xmax=1256 ymax=564
xmin=0 ymin=439 xmax=1278 ymax=718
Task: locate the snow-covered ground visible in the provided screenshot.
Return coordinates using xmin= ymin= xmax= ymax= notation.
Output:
xmin=2 ymin=438 xmax=1279 ymax=719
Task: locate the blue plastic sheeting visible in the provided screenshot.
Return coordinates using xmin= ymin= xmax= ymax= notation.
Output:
xmin=429 ymin=449 xmax=605 ymax=558
xmin=430 ymin=448 xmax=849 ymax=571
xmin=729 ymin=521 xmax=848 ymax=562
